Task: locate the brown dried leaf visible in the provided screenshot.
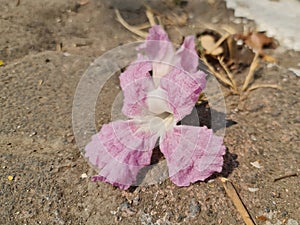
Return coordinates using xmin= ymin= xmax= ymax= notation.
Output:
xmin=256 ymin=215 xmax=268 ymax=221
xmin=227 ymin=35 xmax=255 ymax=66
xmin=234 ymin=32 xmax=276 ymax=53
xmin=199 ymin=35 xmax=223 ymax=55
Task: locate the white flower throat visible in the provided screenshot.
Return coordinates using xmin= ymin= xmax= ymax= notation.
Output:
xmin=136 ymin=87 xmax=176 ymax=136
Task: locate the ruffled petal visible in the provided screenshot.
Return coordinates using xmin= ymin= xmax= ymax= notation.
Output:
xmin=160 ymin=125 xmax=225 ymax=187
xmin=175 ymin=36 xmax=199 ymax=73
xmin=160 ymin=67 xmax=206 ymax=121
xmin=139 ymin=25 xmax=173 ymax=61
xmin=85 ymin=120 xmax=158 ymax=189
xmin=138 ymin=25 xmax=175 ymax=86
xmin=119 ymin=55 xmax=155 ymax=118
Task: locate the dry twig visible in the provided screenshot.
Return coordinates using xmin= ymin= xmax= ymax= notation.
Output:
xmin=135 ymin=22 xmax=151 ymax=30
xmin=246 ymin=84 xmax=282 ymax=92
xmin=220 ymin=177 xmax=256 ymax=225
xmin=115 ymin=9 xmax=148 ymax=38
xmin=201 ymin=56 xmax=233 ymax=88
xmin=218 ymin=56 xmax=238 ymax=93
xmin=145 ymin=7 xmax=156 ymax=27
xmin=274 ymin=173 xmax=298 ymax=182
xmin=242 ymin=52 xmax=259 ymax=91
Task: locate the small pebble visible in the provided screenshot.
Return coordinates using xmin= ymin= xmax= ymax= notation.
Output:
xmin=248 ymin=187 xmax=259 ymax=192
xmin=189 ymin=198 xmax=201 ymax=217
xmin=140 ymin=212 xmax=153 ymax=225
xmin=80 ymin=173 xmax=88 ymax=179
xmin=132 ymin=196 xmax=140 ymax=206
xmin=250 ymin=135 xmax=257 ymax=141
xmin=63 ymin=52 xmax=71 ymax=57
xmin=29 ymin=131 xmax=37 ymax=137
xmin=287 ymin=219 xmax=299 ymax=225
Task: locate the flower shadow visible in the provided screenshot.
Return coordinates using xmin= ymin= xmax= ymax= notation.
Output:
xmin=181 ymin=101 xmax=237 ymax=132
xmin=206 ymin=148 xmax=239 ymax=181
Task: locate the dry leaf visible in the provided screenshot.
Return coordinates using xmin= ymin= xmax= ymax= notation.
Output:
xmin=234 ymin=32 xmax=277 ymax=54
xmin=200 ymin=35 xmax=223 ymax=55
xmin=256 ymin=215 xmax=268 ymax=221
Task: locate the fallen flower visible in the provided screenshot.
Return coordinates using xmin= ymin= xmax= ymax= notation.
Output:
xmin=85 ymin=25 xmax=225 ymax=189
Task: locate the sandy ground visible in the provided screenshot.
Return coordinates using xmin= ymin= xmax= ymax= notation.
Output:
xmin=0 ymin=0 xmax=299 ymax=224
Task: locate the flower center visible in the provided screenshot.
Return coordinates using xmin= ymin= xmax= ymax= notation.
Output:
xmin=149 ymin=112 xmax=174 ymax=136
xmin=146 ymin=88 xmax=170 ymax=115
xmin=135 ymin=87 xmax=175 ymax=136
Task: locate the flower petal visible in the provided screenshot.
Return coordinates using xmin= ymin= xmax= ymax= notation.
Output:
xmin=119 ymin=55 xmax=155 ymax=118
xmin=176 ymin=36 xmax=199 ymax=73
xmin=138 ymin=25 xmax=175 ymax=86
xmin=139 ymin=25 xmax=173 ymax=60
xmin=160 ymin=125 xmax=225 ymax=186
xmin=85 ymin=120 xmax=158 ymax=189
xmin=160 ymin=67 xmax=206 ymax=121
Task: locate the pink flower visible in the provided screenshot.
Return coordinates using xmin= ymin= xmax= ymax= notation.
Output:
xmin=85 ymin=26 xmax=226 ymax=189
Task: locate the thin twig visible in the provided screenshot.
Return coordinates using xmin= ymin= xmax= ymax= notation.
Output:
xmin=240 ymin=84 xmax=281 ymax=101
xmin=115 ymin=9 xmax=148 ymax=38
xmin=242 ymin=52 xmax=259 ymax=91
xmin=274 ymin=173 xmax=298 ymax=182
xmin=145 ymin=7 xmax=156 ymax=27
xmin=201 ymin=56 xmax=234 ymax=89
xmin=135 ymin=22 xmax=151 ymax=30
xmin=220 ymin=178 xmax=257 ymax=225
xmin=156 ymin=15 xmax=163 ymax=26
xmin=218 ymin=56 xmax=238 ymax=93
xmin=246 ymin=84 xmax=281 ymax=92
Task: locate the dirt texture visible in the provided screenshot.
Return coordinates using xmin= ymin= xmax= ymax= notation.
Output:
xmin=0 ymin=0 xmax=299 ymax=225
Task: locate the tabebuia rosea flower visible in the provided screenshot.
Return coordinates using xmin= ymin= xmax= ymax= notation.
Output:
xmin=85 ymin=25 xmax=226 ymax=189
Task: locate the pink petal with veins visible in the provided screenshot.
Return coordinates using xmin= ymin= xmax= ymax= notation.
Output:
xmin=85 ymin=120 xmax=158 ymax=189
xmin=119 ymin=55 xmax=154 ymax=118
xmin=138 ymin=25 xmax=175 ymax=84
xmin=160 ymin=68 xmax=206 ymax=121
xmin=138 ymin=25 xmax=174 ymax=61
xmin=160 ymin=125 xmax=225 ymax=187
xmin=176 ymin=36 xmax=199 ymax=73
